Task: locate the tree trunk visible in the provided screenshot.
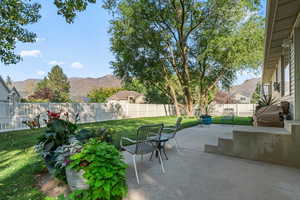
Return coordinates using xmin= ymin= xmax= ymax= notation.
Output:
xmin=170 ymin=85 xmax=181 ymax=116
xmin=183 ymin=87 xmax=194 ymax=116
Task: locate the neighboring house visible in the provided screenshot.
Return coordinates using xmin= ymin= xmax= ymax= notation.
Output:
xmin=0 ymin=76 xmax=21 ymax=103
xmin=107 ymin=90 xmax=145 ymax=104
xmin=231 ymin=93 xmax=251 ymax=104
xmin=262 ymin=0 xmax=300 ymax=121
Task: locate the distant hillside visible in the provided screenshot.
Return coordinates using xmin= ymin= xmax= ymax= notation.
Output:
xmin=13 ymin=75 xmax=259 ymax=102
xmin=13 ymin=75 xmax=122 ymax=101
xmin=230 ymin=78 xmax=260 ymax=97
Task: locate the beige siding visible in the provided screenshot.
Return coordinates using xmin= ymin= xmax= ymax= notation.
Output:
xmin=0 ymin=83 xmax=9 ymax=102
xmin=270 ymin=42 xmax=295 ymax=118
xmin=290 ymin=38 xmax=295 ymax=96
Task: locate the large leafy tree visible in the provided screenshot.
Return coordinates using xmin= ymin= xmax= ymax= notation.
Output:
xmin=87 ymin=87 xmax=123 ymax=103
xmin=0 ymin=0 xmax=41 ymax=64
xmin=124 ymin=79 xmax=171 ymax=104
xmin=53 ymin=0 xmax=264 ymax=115
xmin=106 ymin=0 xmax=264 ymax=115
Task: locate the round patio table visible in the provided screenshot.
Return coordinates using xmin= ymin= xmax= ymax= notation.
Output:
xmin=149 ymin=135 xmax=169 ymax=160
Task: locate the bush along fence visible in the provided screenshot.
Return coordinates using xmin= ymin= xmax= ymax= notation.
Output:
xmin=0 ymin=102 xmax=256 ymax=132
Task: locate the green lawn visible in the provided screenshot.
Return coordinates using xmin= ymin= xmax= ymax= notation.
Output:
xmin=211 ymin=116 xmax=252 ymax=126
xmin=0 ymin=115 xmax=251 ymax=200
xmin=0 ymin=116 xmax=199 ymax=200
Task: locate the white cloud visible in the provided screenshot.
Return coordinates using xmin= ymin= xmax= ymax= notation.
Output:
xmin=20 ymin=50 xmax=41 ymax=57
xmin=48 ymin=60 xmax=65 ymax=66
xmin=36 ymin=37 xmax=46 ymax=42
xmin=36 ymin=70 xmax=46 ymax=76
xmin=71 ymin=62 xmax=84 ymax=69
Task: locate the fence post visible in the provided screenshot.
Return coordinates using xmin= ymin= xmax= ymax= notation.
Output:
xmin=236 ymin=104 xmax=239 ymax=117
xmin=146 ymin=104 xmax=149 ymax=117
xmin=126 ymin=103 xmax=129 ymax=117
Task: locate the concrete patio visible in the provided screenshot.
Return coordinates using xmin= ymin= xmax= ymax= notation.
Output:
xmin=123 ymin=124 xmax=300 ymax=200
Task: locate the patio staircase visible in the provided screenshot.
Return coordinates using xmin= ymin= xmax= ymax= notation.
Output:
xmin=204 ymin=121 xmax=300 ymax=168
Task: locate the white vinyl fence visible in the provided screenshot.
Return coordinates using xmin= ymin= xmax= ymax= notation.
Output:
xmin=210 ymin=104 xmax=256 ymax=117
xmin=0 ymin=102 xmax=255 ymax=132
xmin=0 ymin=102 xmax=176 ymax=132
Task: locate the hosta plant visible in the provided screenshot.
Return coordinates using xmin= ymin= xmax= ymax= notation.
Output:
xmin=64 ymin=139 xmax=128 ymax=200
xmin=36 ymin=118 xmax=79 ymax=179
xmin=54 ymin=137 xmax=82 ymax=168
xmin=36 ymin=111 xmax=79 ymax=179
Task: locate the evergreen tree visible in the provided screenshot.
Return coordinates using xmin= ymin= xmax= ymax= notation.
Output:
xmin=31 ymin=65 xmax=70 ymax=102
xmin=47 ymin=65 xmax=71 ymax=102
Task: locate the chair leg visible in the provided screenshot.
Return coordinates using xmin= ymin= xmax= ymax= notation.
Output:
xmin=149 ymin=151 xmax=154 ymax=161
xmin=162 ymin=143 xmax=168 ymax=160
xmin=157 ymin=150 xmax=165 ymax=173
xmin=132 ymin=155 xmax=140 ymax=184
xmin=174 ymin=138 xmax=179 ymax=152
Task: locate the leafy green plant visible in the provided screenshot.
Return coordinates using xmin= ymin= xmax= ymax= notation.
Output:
xmin=65 ymin=139 xmax=128 ymax=200
xmin=54 ymin=137 xmax=82 ymax=168
xmin=75 ymin=128 xmax=113 ymax=144
xmin=36 ymin=118 xmax=78 ymax=178
xmin=256 ymin=95 xmax=278 ymax=111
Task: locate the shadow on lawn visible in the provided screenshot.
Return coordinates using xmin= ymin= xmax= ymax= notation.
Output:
xmin=0 ymin=154 xmax=45 ymax=200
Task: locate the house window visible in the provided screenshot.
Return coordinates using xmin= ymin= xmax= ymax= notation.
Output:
xmin=283 ymin=53 xmax=291 ymax=96
xmin=263 ymin=84 xmax=270 ymax=96
xmin=275 ymin=67 xmax=278 ymax=82
xmin=128 ymin=96 xmax=135 ymax=103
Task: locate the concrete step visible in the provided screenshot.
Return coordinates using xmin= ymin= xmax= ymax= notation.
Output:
xmin=204 ymin=144 xmax=218 ymax=153
xmin=284 ymin=120 xmax=300 ymax=135
xmin=218 ymin=138 xmax=234 ymax=155
xmin=233 ymin=126 xmax=289 ymax=136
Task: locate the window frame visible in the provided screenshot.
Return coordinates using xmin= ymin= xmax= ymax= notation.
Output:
xmin=282 ymin=50 xmax=291 ymax=97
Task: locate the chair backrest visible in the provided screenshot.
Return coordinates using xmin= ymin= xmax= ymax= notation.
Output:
xmin=135 ymin=123 xmax=164 ymax=153
xmin=175 ymin=117 xmax=183 ymax=130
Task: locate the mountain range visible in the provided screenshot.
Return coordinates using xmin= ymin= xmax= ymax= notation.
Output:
xmin=13 ymin=75 xmax=122 ymax=101
xmin=230 ymin=78 xmax=260 ymax=97
xmin=13 ymin=75 xmax=259 ymax=101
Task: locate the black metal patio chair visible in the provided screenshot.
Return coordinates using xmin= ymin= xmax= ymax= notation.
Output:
xmin=120 ymin=123 xmax=165 ymax=184
xmin=161 ymin=117 xmax=182 ymax=152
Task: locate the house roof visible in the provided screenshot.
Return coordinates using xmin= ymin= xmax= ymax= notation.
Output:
xmin=0 ymin=76 xmax=11 ymax=93
xmin=0 ymin=76 xmax=21 ymax=97
xmin=263 ymin=0 xmax=300 ymax=83
xmin=108 ymin=90 xmax=144 ymax=100
xmin=10 ymin=86 xmax=21 ymax=97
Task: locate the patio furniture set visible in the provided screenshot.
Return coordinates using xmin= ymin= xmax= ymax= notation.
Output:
xmin=120 ymin=117 xmax=182 ymax=184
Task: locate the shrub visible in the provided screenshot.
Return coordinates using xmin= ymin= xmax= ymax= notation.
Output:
xmin=64 ymin=139 xmax=128 ymax=200
xmin=74 ymin=128 xmax=113 ymax=144
xmin=35 ymin=118 xmax=78 ymax=179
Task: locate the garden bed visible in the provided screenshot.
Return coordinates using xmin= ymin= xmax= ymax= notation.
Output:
xmin=0 ymin=116 xmax=198 ymax=200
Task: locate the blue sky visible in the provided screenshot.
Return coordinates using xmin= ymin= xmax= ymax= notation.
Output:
xmin=0 ymin=1 xmax=266 ymax=85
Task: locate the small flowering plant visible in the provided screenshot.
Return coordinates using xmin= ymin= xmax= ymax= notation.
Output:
xmin=44 ymin=110 xmax=62 ymax=124
xmin=54 ymin=137 xmax=82 ymax=168
xmin=22 ymin=114 xmax=41 ymax=129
